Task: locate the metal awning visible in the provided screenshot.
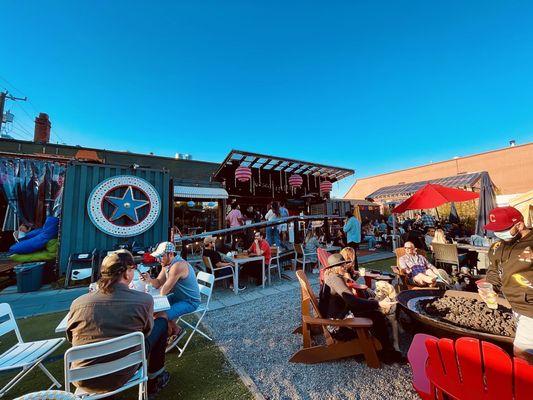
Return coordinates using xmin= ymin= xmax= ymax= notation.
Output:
xmin=213 ymin=149 xmax=354 ymax=182
xmin=367 ymin=172 xmax=484 ymax=200
xmin=174 ymin=185 xmax=229 ymax=199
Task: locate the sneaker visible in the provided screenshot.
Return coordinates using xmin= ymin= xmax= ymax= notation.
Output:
xmin=229 ymin=283 xmax=247 ymax=291
xmin=148 ymin=370 xmax=170 ymax=399
xmin=165 ymin=328 xmax=187 ymax=353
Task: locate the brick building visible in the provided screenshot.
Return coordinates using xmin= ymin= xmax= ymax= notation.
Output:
xmin=344 ymin=142 xmax=533 ymax=201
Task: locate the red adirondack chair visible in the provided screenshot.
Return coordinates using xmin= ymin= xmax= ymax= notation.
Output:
xmin=408 ymin=333 xmax=533 ymax=400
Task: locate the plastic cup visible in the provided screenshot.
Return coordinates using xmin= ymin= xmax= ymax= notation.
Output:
xmin=358 ymin=267 xmax=366 ymax=276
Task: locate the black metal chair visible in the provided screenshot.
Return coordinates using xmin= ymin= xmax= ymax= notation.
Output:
xmin=64 ymin=248 xmax=99 ymax=288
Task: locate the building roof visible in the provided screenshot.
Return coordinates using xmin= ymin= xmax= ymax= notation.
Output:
xmin=366 ymin=172 xmax=484 ymax=200
xmin=344 ymin=142 xmax=533 ymax=198
xmin=213 ymin=149 xmax=354 ymax=182
xmin=0 ymin=137 xmax=219 ymax=183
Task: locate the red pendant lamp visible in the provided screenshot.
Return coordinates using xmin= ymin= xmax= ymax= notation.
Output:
xmin=320 ymin=180 xmax=333 ymax=193
xmin=235 ymin=165 xmax=252 ymax=182
xmin=288 ymin=174 xmax=303 ymax=188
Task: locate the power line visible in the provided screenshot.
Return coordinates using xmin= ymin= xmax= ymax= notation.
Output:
xmin=12 ymin=120 xmax=33 ymax=138
xmin=0 ymin=75 xmax=39 ymax=114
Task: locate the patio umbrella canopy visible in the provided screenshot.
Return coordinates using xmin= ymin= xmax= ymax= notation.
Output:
xmin=475 ymin=172 xmax=497 ymax=236
xmin=392 ymin=183 xmax=479 ymax=214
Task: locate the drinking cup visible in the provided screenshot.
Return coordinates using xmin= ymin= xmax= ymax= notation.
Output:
xmin=358 ymin=267 xmax=366 ymax=276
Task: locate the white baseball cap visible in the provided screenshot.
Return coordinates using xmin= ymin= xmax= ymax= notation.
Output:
xmin=150 ymin=242 xmax=176 ymax=258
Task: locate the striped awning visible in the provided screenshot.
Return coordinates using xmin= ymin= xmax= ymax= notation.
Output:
xmin=174 ymin=185 xmax=229 ymax=199
xmin=367 ymin=172 xmax=484 ymax=200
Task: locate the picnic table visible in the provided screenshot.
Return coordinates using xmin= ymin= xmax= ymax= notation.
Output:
xmin=455 ymin=243 xmax=490 ymax=254
xmin=55 ymin=286 xmax=170 ymax=333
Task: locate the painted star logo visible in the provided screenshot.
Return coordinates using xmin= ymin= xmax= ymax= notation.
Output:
xmin=105 ymin=186 xmax=149 ymax=223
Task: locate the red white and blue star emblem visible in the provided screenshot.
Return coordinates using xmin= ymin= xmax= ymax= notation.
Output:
xmin=88 ymin=176 xmax=161 ymax=237
xmin=106 ymin=186 xmax=150 ymax=223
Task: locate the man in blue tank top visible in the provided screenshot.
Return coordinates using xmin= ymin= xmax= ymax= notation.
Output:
xmin=141 ymin=242 xmax=201 ymax=351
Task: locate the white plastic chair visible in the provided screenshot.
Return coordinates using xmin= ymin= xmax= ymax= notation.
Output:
xmin=167 ymin=271 xmax=214 ymax=357
xmin=293 ymin=244 xmax=316 ymax=273
xmin=202 ymin=255 xmax=235 ymax=288
xmin=0 ymin=303 xmax=65 ymax=398
xmin=64 ymin=332 xmax=147 ymax=400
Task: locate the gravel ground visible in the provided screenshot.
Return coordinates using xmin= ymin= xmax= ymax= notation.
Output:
xmin=204 ymin=286 xmax=419 ymax=400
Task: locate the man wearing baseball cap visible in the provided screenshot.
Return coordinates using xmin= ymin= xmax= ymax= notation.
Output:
xmin=485 ymin=206 xmax=532 ymax=363
xmin=141 ymin=242 xmax=201 ymax=352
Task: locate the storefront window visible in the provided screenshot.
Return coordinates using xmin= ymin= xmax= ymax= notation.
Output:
xmin=174 ymin=200 xmax=219 ymax=235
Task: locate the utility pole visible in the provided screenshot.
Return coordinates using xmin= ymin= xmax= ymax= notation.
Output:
xmin=0 ymin=90 xmax=28 ymax=133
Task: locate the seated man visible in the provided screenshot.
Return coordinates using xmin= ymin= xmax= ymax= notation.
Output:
xmin=399 ymin=241 xmax=441 ymax=286
xmin=202 ymin=236 xmax=245 ymax=290
xmin=141 ymin=242 xmax=201 ymax=349
xmin=67 ymin=250 xmax=169 ymax=397
xmin=245 ymin=230 xmax=271 ymax=286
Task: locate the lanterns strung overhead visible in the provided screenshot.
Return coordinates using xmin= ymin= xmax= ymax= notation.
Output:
xmin=187 ymin=201 xmax=195 ymax=207
xmin=235 ymin=165 xmax=252 ymax=182
xmin=320 ymin=180 xmax=333 ymax=193
xmin=288 ymin=174 xmax=303 ymax=188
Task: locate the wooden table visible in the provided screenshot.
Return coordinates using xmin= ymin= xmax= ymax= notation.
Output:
xmin=55 ymin=287 xmax=170 ymax=333
xmin=229 ymin=255 xmax=265 ymax=295
xmin=325 ymin=245 xmax=342 ymax=253
xmin=456 ymin=243 xmax=490 ymax=254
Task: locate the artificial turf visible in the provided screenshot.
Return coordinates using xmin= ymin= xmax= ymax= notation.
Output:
xmin=0 ymin=312 xmax=253 ymax=399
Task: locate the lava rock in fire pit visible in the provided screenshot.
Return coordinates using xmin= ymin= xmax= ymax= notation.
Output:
xmin=419 ymin=295 xmax=516 ymax=337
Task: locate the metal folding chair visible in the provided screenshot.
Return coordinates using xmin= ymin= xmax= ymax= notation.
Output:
xmin=167 ymin=272 xmax=214 ymax=357
xmin=0 ymin=303 xmax=65 ymax=398
xmin=64 ymin=332 xmax=147 ymax=400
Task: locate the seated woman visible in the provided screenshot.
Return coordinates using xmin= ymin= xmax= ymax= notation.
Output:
xmin=320 ymin=251 xmax=404 ymax=363
xmin=304 ymin=228 xmax=323 ymax=273
xmin=332 ymin=229 xmax=346 ymax=248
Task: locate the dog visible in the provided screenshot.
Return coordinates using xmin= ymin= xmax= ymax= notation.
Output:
xmin=373 ymin=280 xmax=401 ymax=352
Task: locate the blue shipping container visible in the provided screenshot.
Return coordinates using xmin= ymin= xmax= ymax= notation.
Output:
xmin=59 ymin=162 xmax=171 ymax=274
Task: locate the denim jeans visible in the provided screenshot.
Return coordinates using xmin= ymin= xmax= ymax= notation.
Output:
xmin=266 ymin=226 xmax=281 ymax=247
xmin=145 ymin=317 xmax=168 ymax=378
xmin=364 ymin=235 xmax=376 ymax=249
xmin=166 ymin=296 xmax=200 ymax=321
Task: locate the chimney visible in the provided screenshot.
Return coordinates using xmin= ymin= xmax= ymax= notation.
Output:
xmin=34 ymin=113 xmax=51 ymax=143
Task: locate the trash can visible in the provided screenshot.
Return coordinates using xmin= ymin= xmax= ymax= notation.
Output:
xmin=14 ymin=262 xmax=45 ymax=293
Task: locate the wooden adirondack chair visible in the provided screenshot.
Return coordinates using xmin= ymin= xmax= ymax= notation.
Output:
xmin=393 ymin=248 xmax=428 ymax=290
xmin=408 ymin=333 xmax=533 ymax=400
xmin=290 ymin=270 xmax=382 ymax=367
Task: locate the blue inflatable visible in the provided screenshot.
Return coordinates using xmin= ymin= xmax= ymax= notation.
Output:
xmin=9 ymin=216 xmax=59 ymax=255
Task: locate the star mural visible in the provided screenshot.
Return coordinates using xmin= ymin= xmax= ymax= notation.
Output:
xmin=105 ymin=186 xmax=149 ymax=223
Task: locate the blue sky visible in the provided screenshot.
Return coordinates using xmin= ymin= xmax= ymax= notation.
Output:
xmin=2 ymin=1 xmax=533 ymax=197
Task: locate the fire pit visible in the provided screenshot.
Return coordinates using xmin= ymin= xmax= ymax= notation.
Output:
xmin=397 ymin=289 xmax=515 ymax=347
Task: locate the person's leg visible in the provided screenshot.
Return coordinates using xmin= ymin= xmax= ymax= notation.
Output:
xmin=145 ymin=317 xmax=169 ymax=378
xmin=266 ymin=227 xmax=273 ymax=246
xmin=274 ymin=228 xmax=281 ymax=247
xmin=513 ymin=313 xmax=533 ymax=364
xmin=242 ymin=261 xmax=263 ymax=285
xmin=166 ymin=298 xmax=200 ymax=321
xmin=413 ymin=272 xmax=436 ymax=286
xmin=353 ymin=310 xmax=393 ymax=351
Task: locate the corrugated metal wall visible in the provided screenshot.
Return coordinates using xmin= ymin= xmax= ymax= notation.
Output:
xmin=59 ymin=162 xmax=171 ymax=273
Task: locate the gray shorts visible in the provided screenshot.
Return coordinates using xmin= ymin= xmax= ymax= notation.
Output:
xmin=514 ymin=312 xmax=533 ymax=355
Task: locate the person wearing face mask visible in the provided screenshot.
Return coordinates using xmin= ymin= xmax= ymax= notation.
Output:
xmin=485 ymin=206 xmax=533 ymax=364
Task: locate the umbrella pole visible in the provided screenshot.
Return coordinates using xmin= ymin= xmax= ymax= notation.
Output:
xmin=435 ymin=207 xmax=440 ymax=221
xmin=392 ymin=213 xmax=398 ymax=251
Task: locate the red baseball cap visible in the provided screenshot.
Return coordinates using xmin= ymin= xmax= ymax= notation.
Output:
xmin=484 ymin=206 xmax=524 ymax=231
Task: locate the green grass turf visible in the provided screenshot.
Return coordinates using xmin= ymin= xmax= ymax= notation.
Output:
xmin=360 ymin=257 xmax=395 ymax=273
xmin=0 ymin=312 xmax=253 ymax=399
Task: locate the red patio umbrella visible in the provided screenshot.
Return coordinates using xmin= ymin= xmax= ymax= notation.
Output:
xmin=392 ymin=183 xmax=479 ymax=214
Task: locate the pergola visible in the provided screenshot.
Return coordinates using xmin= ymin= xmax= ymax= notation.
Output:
xmin=212 ymin=149 xmax=354 ymax=205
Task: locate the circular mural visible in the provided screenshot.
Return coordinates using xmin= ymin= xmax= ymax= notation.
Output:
xmin=87 ymin=175 xmax=161 ymax=237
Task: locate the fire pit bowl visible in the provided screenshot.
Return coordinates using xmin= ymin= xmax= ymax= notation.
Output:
xmin=397 ymin=289 xmax=515 ymax=348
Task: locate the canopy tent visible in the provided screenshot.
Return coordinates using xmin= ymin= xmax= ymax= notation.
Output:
xmin=510 ymin=190 xmax=533 ymax=228
xmin=392 ymin=184 xmax=479 ymax=214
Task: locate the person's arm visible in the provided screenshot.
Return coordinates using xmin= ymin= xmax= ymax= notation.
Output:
xmin=237 ymin=210 xmax=244 ymax=225
xmin=398 ymin=256 xmax=411 ymax=274
xmin=159 ymin=261 xmax=188 ymax=296
xmin=343 ymin=218 xmax=352 ymax=234
xmin=143 ymin=299 xmax=154 ymax=336
xmin=143 ymin=268 xmax=166 ymax=289
xmin=486 ymin=248 xmax=502 ymax=293
xmin=326 ymin=274 xmax=379 ymax=312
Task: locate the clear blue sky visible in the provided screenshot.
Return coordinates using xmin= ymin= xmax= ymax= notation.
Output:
xmin=2 ymin=1 xmax=533 ymax=197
